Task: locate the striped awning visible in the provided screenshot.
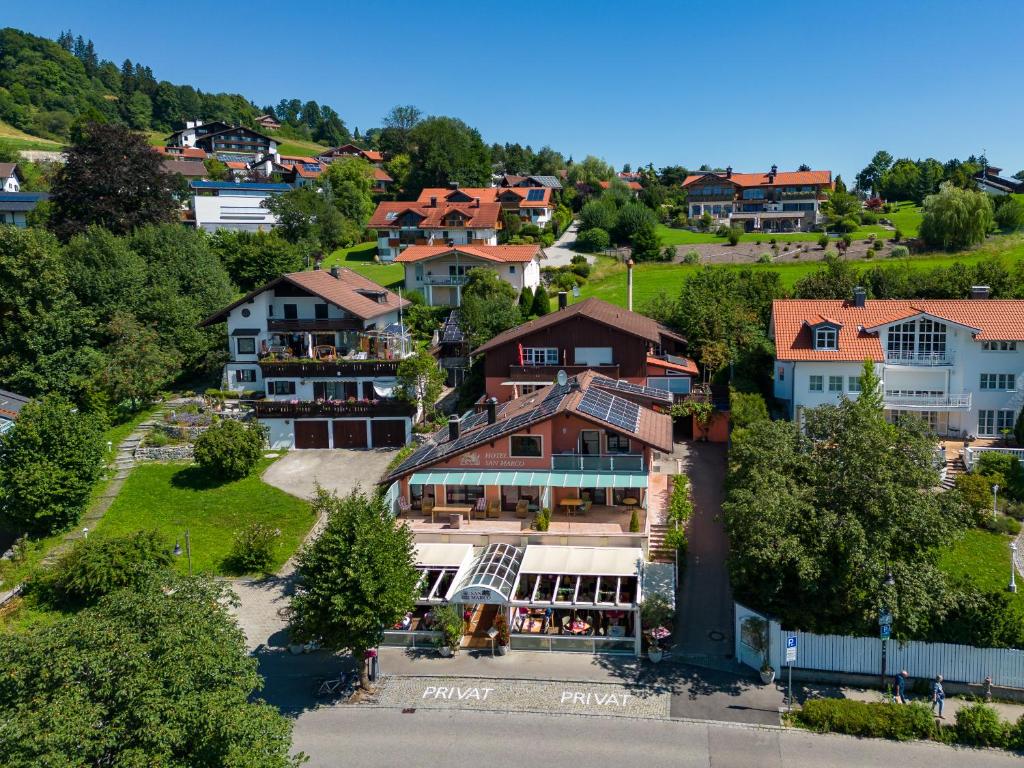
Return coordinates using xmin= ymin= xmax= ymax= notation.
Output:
xmin=407 ymin=470 xmax=648 ymax=489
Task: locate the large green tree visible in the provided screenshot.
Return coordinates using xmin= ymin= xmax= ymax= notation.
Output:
xmin=855 ymin=150 xmax=893 ymax=195
xmin=406 ymin=116 xmax=492 ymax=196
xmin=209 ymin=230 xmax=302 ymax=292
xmin=50 ymin=122 xmax=178 ymax=240
xmin=101 ymin=311 xmax=182 ymax=408
xmin=289 ymin=487 xmax=419 ymax=690
xmin=0 ymin=394 xmax=105 ymax=534
xmin=396 ymin=350 xmax=446 ymax=420
xmin=459 ymin=268 xmax=522 ymax=348
xmin=919 ymin=182 xmax=994 ymax=250
xmin=320 ymin=156 xmax=376 ymax=225
xmin=0 ymin=572 xmax=301 ymax=767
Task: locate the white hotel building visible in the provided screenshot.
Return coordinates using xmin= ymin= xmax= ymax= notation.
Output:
xmin=771 ymin=290 xmax=1024 ymax=439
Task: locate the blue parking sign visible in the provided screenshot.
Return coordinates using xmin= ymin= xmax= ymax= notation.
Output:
xmin=786 ymin=636 xmax=798 ymax=649
xmin=880 ymin=624 xmax=892 ymax=640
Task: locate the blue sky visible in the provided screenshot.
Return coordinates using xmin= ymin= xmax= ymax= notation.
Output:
xmin=6 ymin=1 xmax=1024 ymax=180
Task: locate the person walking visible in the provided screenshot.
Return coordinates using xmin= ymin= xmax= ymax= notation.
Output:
xmin=895 ymin=670 xmax=909 ymax=704
xmin=930 ymin=674 xmax=945 ymax=718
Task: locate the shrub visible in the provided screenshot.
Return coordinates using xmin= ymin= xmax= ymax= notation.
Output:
xmin=192 ymin=419 xmax=266 ymax=480
xmin=757 ymin=252 xmax=773 ymax=264
xmin=225 ymin=523 xmax=281 ymax=574
xmin=570 ymin=261 xmax=591 ymax=278
xmin=731 ymin=390 xmax=769 ymax=429
xmin=793 ymin=699 xmax=934 ymax=741
xmin=920 ymin=183 xmax=994 ymax=249
xmin=892 ymin=228 xmax=903 ymax=242
xmin=42 ymin=530 xmax=172 ymax=605
xmin=682 ymin=249 xmax=700 ymax=264
xmin=629 ymin=508 xmax=640 ymax=532
xmin=727 ymin=227 xmax=742 ymax=246
xmin=976 ymin=452 xmax=1024 ymax=499
xmin=579 ymin=198 xmax=618 ymax=233
xmin=570 ymin=253 xmax=588 ymax=265
xmin=1008 ymin=713 xmax=1024 ymax=750
xmin=715 ymin=224 xmax=731 ymax=238
xmin=955 ymin=702 xmax=1008 ymax=747
xmin=576 ymin=227 xmax=610 ymax=253
xmin=994 ymin=196 xmax=1024 ymax=232
xmin=954 ymin=472 xmax=999 ymax=517
xmin=817 ymin=233 xmax=829 ymax=249
xmin=861 ymin=211 xmax=879 ymax=225
xmin=534 ymin=508 xmax=551 ymax=531
xmin=982 ymin=514 xmax=1022 ymax=535
xmin=663 ymin=526 xmax=687 ymax=552
xmin=841 ymin=233 xmax=853 ymax=248
xmin=143 ymin=430 xmax=172 ymax=447
xmin=890 ymin=245 xmax=910 ymax=259
xmin=431 ymin=603 xmax=464 ymax=652
xmin=668 ymin=475 xmax=693 ymax=527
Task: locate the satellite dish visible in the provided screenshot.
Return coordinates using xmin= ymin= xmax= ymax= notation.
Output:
xmin=556 ymin=370 xmax=568 ymax=387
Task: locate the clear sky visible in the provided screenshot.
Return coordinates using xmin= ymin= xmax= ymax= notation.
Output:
xmin=5 ymin=0 xmax=1023 ymax=180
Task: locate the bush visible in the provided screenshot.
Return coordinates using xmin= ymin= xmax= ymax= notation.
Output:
xmin=1008 ymin=713 xmax=1024 ymax=750
xmin=730 ymin=390 xmax=769 ymax=429
xmin=576 ymin=227 xmax=610 ymax=253
xmin=955 ymin=702 xmax=1008 ymax=747
xmin=431 ymin=602 xmax=464 ymax=652
xmin=976 ymin=452 xmax=1024 ymax=499
xmin=861 ymin=211 xmax=879 ymax=225
xmin=994 ymin=196 xmax=1024 ymax=232
xmin=570 ymin=261 xmax=591 ymax=278
xmin=192 ymin=419 xmax=266 ymax=480
xmin=841 ymin=233 xmax=853 ymax=248
xmin=579 ymin=198 xmax=617 ymax=233
xmin=225 ymin=523 xmax=281 ymax=574
xmin=727 ymin=227 xmax=742 ymax=246
xmin=143 ymin=430 xmax=172 ymax=447
xmin=955 ymin=472 xmax=999 ymax=517
xmin=890 ymin=245 xmax=910 ymax=259
xmin=982 ymin=514 xmax=1022 ymax=535
xmin=757 ymin=252 xmax=773 ymax=264
xmin=920 ymin=183 xmax=994 ymax=249
xmin=41 ymin=530 xmax=172 ymax=605
xmin=793 ymin=699 xmax=934 ymax=741
xmin=570 ymin=253 xmax=588 ymax=265
xmin=715 ymin=224 xmax=731 ymax=238
xmin=668 ymin=475 xmax=693 ymax=527
xmin=534 ymin=507 xmax=551 ymax=532
xmin=892 ymin=228 xmax=903 ymax=242
xmin=682 ymin=249 xmax=700 ymax=264
xmin=629 ymin=508 xmax=640 ymax=532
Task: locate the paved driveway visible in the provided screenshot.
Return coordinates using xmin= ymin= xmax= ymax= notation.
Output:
xmin=542 ymin=222 xmax=595 ymax=267
xmin=262 ymin=448 xmax=397 ymax=500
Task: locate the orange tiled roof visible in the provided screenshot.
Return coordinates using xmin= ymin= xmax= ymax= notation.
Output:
xmin=225 ymin=161 xmax=248 ymax=170
xmin=279 ymin=155 xmax=317 ymax=164
xmin=369 ymin=200 xmax=502 ymax=229
xmin=646 ymin=355 xmax=699 ymax=376
xmin=772 ymin=299 xmax=1024 ymax=361
xmin=598 ymin=180 xmax=642 ymax=190
xmin=395 ymin=245 xmax=540 ymax=264
xmin=417 ymin=187 xmax=552 ymax=207
xmin=683 ymin=170 xmax=832 ymax=188
xmin=154 ymin=145 xmax=207 ymax=159
xmin=373 ymin=167 xmax=393 ymax=182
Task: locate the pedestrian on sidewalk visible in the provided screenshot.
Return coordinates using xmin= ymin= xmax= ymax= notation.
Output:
xmin=895 ymin=670 xmax=909 ymax=704
xmin=930 ymin=674 xmax=945 ymax=718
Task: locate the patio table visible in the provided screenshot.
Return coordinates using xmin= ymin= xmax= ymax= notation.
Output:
xmin=559 ymin=498 xmax=583 ymax=518
xmin=432 ymin=504 xmax=474 ymax=523
xmin=622 ymin=497 xmax=639 ymax=508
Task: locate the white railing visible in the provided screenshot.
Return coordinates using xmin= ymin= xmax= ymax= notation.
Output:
xmin=883 ymin=392 xmax=972 ymax=409
xmin=964 ymin=447 xmax=1024 ymax=471
xmin=550 ymin=454 xmax=644 ymax=472
xmin=884 ymin=351 xmax=954 ymax=366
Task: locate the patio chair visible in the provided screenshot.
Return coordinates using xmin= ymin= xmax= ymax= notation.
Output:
xmin=397 ymin=497 xmax=411 ymax=517
xmin=422 ymin=500 xmax=434 ymax=518
xmin=515 ymin=499 xmax=530 ymax=519
xmin=577 ymin=500 xmax=592 ymax=517
xmin=486 ymin=499 xmax=501 ymax=519
xmin=474 ymin=497 xmax=487 ymax=517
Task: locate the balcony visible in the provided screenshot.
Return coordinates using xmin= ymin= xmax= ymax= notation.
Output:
xmin=422 ymin=275 xmax=470 ymax=286
xmin=508 ymin=364 xmax=620 ymax=380
xmin=883 ymin=392 xmax=972 ymax=410
xmin=258 ymin=359 xmax=401 ymax=378
xmin=252 ymin=399 xmax=414 ymax=418
xmin=884 ymin=351 xmax=954 ymax=366
xmin=550 ymin=454 xmax=645 ymax=472
xmin=267 ymin=318 xmax=363 ymax=332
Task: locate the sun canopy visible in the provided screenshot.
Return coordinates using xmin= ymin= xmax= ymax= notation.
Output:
xmin=448 ymin=543 xmax=524 ymax=605
xmin=408 ymin=470 xmax=648 ymax=489
xmin=518 ymin=546 xmax=643 ymax=577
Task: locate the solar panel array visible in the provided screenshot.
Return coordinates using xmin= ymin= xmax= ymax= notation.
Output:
xmin=441 ymin=310 xmax=465 ymax=344
xmin=526 ymin=189 xmax=545 ymax=201
xmin=591 ymin=376 xmax=673 ymax=404
xmin=576 ymin=388 xmax=641 ymax=433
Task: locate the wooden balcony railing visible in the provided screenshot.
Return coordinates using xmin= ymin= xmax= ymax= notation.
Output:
xmin=252 ymin=399 xmax=414 ymax=418
xmin=258 ymin=359 xmax=401 ymax=377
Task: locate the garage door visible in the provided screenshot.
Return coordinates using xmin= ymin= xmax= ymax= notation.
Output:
xmin=295 ymin=420 xmax=329 ymax=449
xmin=371 ymin=419 xmax=407 ymax=448
xmin=332 ymin=420 xmax=368 ymax=449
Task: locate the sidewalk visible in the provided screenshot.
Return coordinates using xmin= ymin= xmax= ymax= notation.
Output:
xmin=826 ymin=684 xmax=1024 ymax=722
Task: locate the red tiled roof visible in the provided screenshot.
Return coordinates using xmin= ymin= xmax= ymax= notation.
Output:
xmin=369 ymin=200 xmax=502 ymax=229
xmin=683 ymin=170 xmax=832 ymax=188
xmin=598 ymin=180 xmax=642 ymax=190
xmin=646 ymin=355 xmax=699 ymax=376
xmin=154 ymin=145 xmax=207 ymax=159
xmin=225 ymin=161 xmax=248 ymax=170
xmin=772 ymin=299 xmax=1024 ymax=361
xmin=417 ymin=187 xmax=552 ymax=207
xmin=162 ymin=159 xmax=206 ymax=177
xmin=373 ymin=167 xmax=393 ymax=182
xmin=279 ymin=155 xmax=317 ymax=164
xmin=320 ymin=144 xmax=383 ymax=162
xmin=395 ymin=245 xmax=540 ymax=264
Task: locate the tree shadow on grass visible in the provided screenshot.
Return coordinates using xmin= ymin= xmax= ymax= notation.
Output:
xmin=170 ymin=465 xmax=233 ymax=491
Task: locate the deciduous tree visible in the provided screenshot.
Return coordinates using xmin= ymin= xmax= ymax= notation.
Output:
xmin=396 ymin=350 xmax=445 ymax=419
xmin=920 ymin=182 xmax=994 ymax=250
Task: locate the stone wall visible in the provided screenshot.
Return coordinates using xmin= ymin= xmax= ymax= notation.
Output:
xmin=133 ymin=445 xmax=194 ymax=462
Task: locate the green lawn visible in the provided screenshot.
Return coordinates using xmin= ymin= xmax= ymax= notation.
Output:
xmin=324 ymin=241 xmax=404 ymax=289
xmin=96 ymin=458 xmax=314 ymax=576
xmin=939 ymin=528 xmax=1024 ymax=608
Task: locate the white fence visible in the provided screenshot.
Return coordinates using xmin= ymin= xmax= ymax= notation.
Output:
xmin=735 ymin=602 xmax=1024 ymax=688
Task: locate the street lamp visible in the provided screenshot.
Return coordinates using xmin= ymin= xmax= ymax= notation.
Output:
xmin=172 ymin=530 xmax=192 ymax=576
xmin=1011 ymin=542 xmax=1018 ymax=594
xmin=993 ymin=483 xmax=1000 ymax=521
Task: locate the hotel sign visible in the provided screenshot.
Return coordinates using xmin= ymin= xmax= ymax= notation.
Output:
xmin=456 ymin=451 xmax=528 ymax=468
xmin=449 ymin=587 xmax=505 ymax=605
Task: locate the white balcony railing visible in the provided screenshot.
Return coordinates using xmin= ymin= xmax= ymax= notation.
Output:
xmin=965 ymin=447 xmax=1024 ymax=471
xmin=883 ymin=392 xmax=972 ymax=409
xmin=884 ymin=351 xmax=954 ymax=366
xmin=550 ymin=454 xmax=645 ymax=472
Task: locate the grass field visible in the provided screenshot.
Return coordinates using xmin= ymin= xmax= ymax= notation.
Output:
xmin=938 ymin=528 xmax=1024 ymax=609
xmin=97 ymin=458 xmax=314 ymax=575
xmin=0 ymin=119 xmax=62 ymax=151
xmin=324 ymin=241 xmax=404 ymax=288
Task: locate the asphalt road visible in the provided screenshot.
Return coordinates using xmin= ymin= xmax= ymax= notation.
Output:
xmin=292 ymin=707 xmax=1021 ymax=768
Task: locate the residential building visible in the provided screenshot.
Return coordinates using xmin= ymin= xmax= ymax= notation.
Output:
xmin=497 ymin=174 xmax=563 ymax=190
xmin=200 ymin=266 xmax=415 ymax=450
xmin=0 ymin=388 xmax=29 ymax=435
xmin=418 ymin=186 xmax=555 ymax=228
xmin=154 ymin=145 xmax=207 ymax=161
xmin=369 ymin=197 xmax=502 ymax=263
xmin=161 ymin=159 xmax=207 ymax=180
xmin=683 ymin=166 xmax=833 ymax=232
xmin=189 ymin=180 xmax=288 ymax=232
xmin=472 ymin=297 xmax=693 ymax=401
xmin=193 ymin=126 xmax=278 ymax=157
xmin=0 ymin=192 xmax=48 ymax=228
xmin=974 ymin=166 xmax=1024 ymax=196
xmin=771 ymin=289 xmax=1024 ymax=438
xmin=599 ymin=179 xmax=642 ymax=196
xmin=166 ymin=120 xmax=232 ymax=147
xmin=318 ymin=143 xmax=384 ymax=165
xmin=255 ymin=114 xmax=282 ymax=131
xmin=397 ymin=245 xmax=542 ymax=307
xmin=0 ymin=162 xmax=24 ymax=192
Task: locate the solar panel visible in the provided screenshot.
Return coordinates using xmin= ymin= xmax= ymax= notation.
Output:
xmin=526 ymin=189 xmax=545 ymax=201
xmin=577 ymin=388 xmax=640 ymax=433
xmin=441 ymin=311 xmax=465 ymax=344
xmin=591 ymin=376 xmax=673 ymax=403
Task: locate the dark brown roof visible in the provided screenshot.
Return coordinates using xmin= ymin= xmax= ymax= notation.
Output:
xmin=162 ymin=159 xmax=207 ymax=177
xmin=200 ymin=268 xmax=408 ymax=327
xmin=0 ymin=162 xmax=21 ymax=180
xmin=472 ymin=297 xmax=685 ymax=355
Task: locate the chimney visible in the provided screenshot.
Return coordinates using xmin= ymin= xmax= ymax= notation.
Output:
xmin=330 ymin=265 xmax=340 ymax=279
xmin=853 ymin=286 xmax=866 ymax=308
xmin=970 ymin=285 xmax=991 ymax=300
xmin=767 ymin=164 xmax=777 ymax=183
xmin=448 ymin=415 xmax=460 ymax=442
xmin=725 ymin=166 xmax=732 ymax=178
xmin=430 ymin=196 xmax=437 ymax=208
xmin=486 ymin=397 xmax=498 ymax=425
xmin=473 ymin=196 xmax=480 ymax=208
xmin=627 ymin=258 xmax=635 ymax=312
xmin=558 ymin=291 xmax=568 ymax=310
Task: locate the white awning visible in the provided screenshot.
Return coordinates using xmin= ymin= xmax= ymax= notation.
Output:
xmin=518 ymin=546 xmax=644 ymax=577
xmin=414 ymin=542 xmax=474 ymax=569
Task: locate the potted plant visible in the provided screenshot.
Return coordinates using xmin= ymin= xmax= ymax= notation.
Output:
xmin=745 ymin=616 xmax=775 ymax=684
xmin=493 ymin=612 xmax=510 ymax=656
xmin=640 ymin=594 xmax=675 ymax=663
xmin=432 ymin=603 xmax=463 ymax=657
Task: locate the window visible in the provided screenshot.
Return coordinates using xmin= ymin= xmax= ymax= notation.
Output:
xmin=980 ymin=373 xmax=1016 ymax=390
xmin=983 ymin=341 xmax=1018 ymax=351
xmin=848 ymin=376 xmax=862 ymax=393
xmin=979 ymin=410 xmax=1016 ymax=436
xmin=777 ymin=367 xmax=785 ymax=381
xmin=235 ymin=369 xmax=256 ymax=383
xmin=809 ymin=375 xmax=823 ymax=392
xmin=523 ymin=347 xmax=558 ymax=366
xmin=509 ymin=265 xmax=516 ymax=274
xmin=283 ymin=304 xmax=297 ymax=320
xmin=415 ymin=264 xmax=424 ymax=281
xmin=606 ymin=433 xmax=631 ymax=453
xmin=315 ymin=303 xmax=328 ymax=320
xmin=886 ymin=318 xmax=947 ymax=359
xmin=268 ymin=381 xmax=296 ymax=395
xmin=509 ymin=434 xmax=542 ymax=457
xmin=814 ymin=327 xmax=838 ymax=350
xmin=236 ymin=337 xmax=256 ymax=355
xmin=828 ymin=375 xmax=843 ymax=392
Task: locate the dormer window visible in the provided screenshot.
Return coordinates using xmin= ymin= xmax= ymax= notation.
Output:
xmin=815 ymin=327 xmax=838 ymax=350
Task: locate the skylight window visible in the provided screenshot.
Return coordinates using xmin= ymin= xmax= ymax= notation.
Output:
xmin=385 ymin=211 xmax=398 ymax=221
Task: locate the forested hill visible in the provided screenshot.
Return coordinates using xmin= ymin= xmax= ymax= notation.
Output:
xmin=0 ymin=27 xmax=348 ymax=145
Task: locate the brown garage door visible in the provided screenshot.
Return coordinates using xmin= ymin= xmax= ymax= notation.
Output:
xmin=294 ymin=420 xmax=329 ymax=449
xmin=332 ymin=420 xmax=368 ymax=449
xmin=371 ymin=419 xmax=407 ymax=448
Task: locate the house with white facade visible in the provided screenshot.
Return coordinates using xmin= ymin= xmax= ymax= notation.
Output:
xmin=397 ymin=245 xmax=542 ymax=307
xmin=190 ymin=180 xmax=288 ymax=232
xmin=417 ymin=187 xmax=555 ymax=229
xmin=771 ymin=289 xmax=1024 ymax=439
xmin=0 ymin=192 xmax=47 ymax=228
xmin=369 ymin=197 xmax=502 ymax=263
xmin=0 ymin=163 xmax=24 ymax=192
xmin=683 ymin=166 xmax=832 ymax=233
xmin=200 ymin=267 xmax=415 ymax=449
